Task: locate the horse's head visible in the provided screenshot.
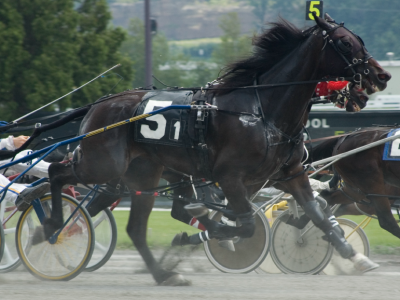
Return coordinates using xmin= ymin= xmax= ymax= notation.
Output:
xmin=331 ymin=84 xmax=369 ymax=112
xmin=346 ymin=85 xmax=369 ymax=112
xmin=314 ymin=13 xmax=391 ymax=95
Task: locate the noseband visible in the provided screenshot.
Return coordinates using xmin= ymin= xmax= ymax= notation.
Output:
xmin=320 ymin=22 xmax=373 ymax=88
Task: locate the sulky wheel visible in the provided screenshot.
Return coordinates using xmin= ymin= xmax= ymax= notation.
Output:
xmin=85 ymin=207 xmax=117 ymax=272
xmin=270 ymin=209 xmax=333 ymax=275
xmin=255 ymin=209 xmax=285 ymax=274
xmin=204 ymin=203 xmax=271 ymax=273
xmin=16 ymin=193 xmax=94 ymax=281
xmin=322 ymin=218 xmax=370 ymax=275
xmin=0 ymin=198 xmax=22 ymax=273
xmin=254 ymin=253 xmax=282 ymax=274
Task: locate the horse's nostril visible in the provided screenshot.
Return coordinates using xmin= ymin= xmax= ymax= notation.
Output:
xmin=378 ymin=73 xmax=391 ymax=81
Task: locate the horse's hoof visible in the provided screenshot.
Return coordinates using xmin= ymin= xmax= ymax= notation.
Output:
xmin=218 ymin=238 xmax=235 ymax=252
xmin=31 ymin=226 xmax=46 ymax=245
xmin=159 ymin=274 xmax=191 ymax=286
xmin=351 ymin=253 xmax=379 ymax=273
xmin=171 ymin=232 xmax=190 ymax=247
xmin=184 ymin=203 xmax=209 ymax=218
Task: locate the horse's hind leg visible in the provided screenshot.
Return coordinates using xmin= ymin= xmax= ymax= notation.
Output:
xmin=371 ymin=196 xmax=400 ymax=239
xmin=122 ymin=158 xmax=190 ymax=285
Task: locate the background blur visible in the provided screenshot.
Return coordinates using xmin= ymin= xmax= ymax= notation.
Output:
xmin=1 ymin=0 xmax=399 ymax=121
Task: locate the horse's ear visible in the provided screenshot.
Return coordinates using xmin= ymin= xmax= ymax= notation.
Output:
xmin=324 ymin=13 xmax=335 ymax=23
xmin=313 ymin=12 xmax=332 ymax=31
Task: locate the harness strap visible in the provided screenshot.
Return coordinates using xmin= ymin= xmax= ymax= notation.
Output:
xmin=268 ymin=123 xmax=304 ymax=146
xmin=217 ymin=109 xmax=261 ymax=117
xmin=353 ymin=202 xmax=378 ymax=219
xmin=332 ymin=134 xmax=350 ymax=155
xmin=194 ymin=92 xmax=213 ymax=180
xmin=366 ymin=194 xmax=400 ymax=200
xmin=254 ymin=79 xmax=267 ymax=128
xmin=337 ymin=183 xmax=372 ymax=207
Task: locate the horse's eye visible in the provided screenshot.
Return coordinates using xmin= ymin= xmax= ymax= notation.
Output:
xmin=342 ymin=40 xmax=352 ymax=48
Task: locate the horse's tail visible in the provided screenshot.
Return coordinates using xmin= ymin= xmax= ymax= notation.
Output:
xmin=306 ymin=135 xmax=344 ymax=163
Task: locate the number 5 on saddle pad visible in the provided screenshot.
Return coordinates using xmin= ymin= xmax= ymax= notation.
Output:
xmin=134 ymin=90 xmax=207 ymax=148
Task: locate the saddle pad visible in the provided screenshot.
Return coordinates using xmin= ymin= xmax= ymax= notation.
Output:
xmin=134 ymin=90 xmax=193 ymax=147
xmin=383 ymin=128 xmax=400 ymax=161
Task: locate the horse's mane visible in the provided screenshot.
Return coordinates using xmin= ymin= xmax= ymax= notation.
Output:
xmin=215 ymin=18 xmax=312 ymax=95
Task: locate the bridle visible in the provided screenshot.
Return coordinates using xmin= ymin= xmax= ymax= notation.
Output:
xmin=320 ymin=21 xmax=373 ymax=89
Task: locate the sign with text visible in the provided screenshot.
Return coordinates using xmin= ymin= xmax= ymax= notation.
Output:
xmin=306 ymin=1 xmax=323 ymax=20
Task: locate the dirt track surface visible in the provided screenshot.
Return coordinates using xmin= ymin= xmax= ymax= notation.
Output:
xmin=1 ymin=250 xmax=400 ymax=300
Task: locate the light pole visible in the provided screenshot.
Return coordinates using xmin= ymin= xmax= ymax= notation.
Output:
xmin=144 ymin=0 xmax=152 ymax=87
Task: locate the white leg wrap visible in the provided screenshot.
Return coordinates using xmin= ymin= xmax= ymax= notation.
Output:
xmin=199 ymin=232 xmax=205 ymax=242
xmin=329 ymin=215 xmax=339 ymax=227
xmin=204 ymin=230 xmax=210 ymax=240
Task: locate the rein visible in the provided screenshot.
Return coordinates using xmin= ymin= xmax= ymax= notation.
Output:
xmin=305 ymin=129 xmax=374 ymax=145
xmin=172 ymin=76 xmax=356 ymax=92
xmin=305 ymin=133 xmax=349 ymax=144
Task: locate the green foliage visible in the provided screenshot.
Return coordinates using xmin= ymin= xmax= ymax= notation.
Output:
xmin=242 ymin=0 xmax=274 ymax=28
xmin=121 ymin=18 xmax=219 ymax=89
xmin=121 ymin=18 xmax=172 ymax=88
xmin=113 ymin=210 xmax=200 ymax=249
xmin=344 ymin=215 xmax=400 ymax=253
xmin=212 ymin=12 xmax=253 ymax=66
xmin=70 ymin=0 xmax=133 ymax=108
xmin=170 ymin=42 xmax=218 ymax=60
xmin=247 ymin=0 xmax=400 ymax=61
xmin=0 ymin=0 xmax=133 ymax=121
xmin=323 ymin=0 xmax=400 ymax=60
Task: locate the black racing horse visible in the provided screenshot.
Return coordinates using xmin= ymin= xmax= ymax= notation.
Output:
xmin=44 ymin=14 xmax=390 ymax=285
xmin=84 ymin=80 xmax=372 ymax=247
xmin=167 ymin=77 xmax=372 ymax=246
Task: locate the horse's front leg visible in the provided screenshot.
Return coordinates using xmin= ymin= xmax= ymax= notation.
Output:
xmin=279 ymin=170 xmax=378 ymax=272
